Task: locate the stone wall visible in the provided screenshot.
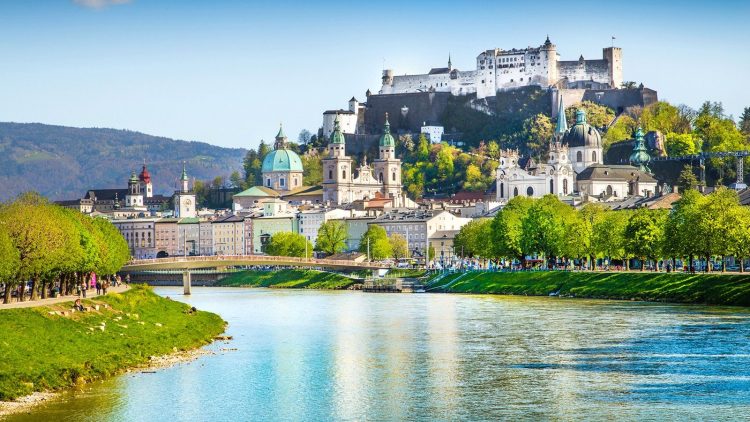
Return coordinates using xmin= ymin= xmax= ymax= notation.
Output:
xmin=552 ymin=87 xmax=658 ymax=117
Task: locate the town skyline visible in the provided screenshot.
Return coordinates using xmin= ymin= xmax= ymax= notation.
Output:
xmin=0 ymin=0 xmax=748 ymax=149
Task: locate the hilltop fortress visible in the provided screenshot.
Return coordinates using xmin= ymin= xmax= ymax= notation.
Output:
xmin=380 ymin=37 xmax=622 ymax=99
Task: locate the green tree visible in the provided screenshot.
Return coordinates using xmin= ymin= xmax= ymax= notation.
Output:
xmin=603 ymin=115 xmax=637 ymax=146
xmin=665 ymin=133 xmax=701 ymax=156
xmin=592 ymin=209 xmax=629 ymax=267
xmin=301 ymin=152 xmax=322 ymax=186
xmin=454 ymin=218 xmax=492 ymax=258
xmin=0 ymin=193 xmax=68 ymax=301
xmin=677 ymin=165 xmax=699 ymax=192
xmin=640 ymin=101 xmax=685 ymax=134
xmin=359 ymin=225 xmax=392 ymax=260
xmin=522 ymin=113 xmax=553 ymax=156
xmin=729 ymin=206 xmax=750 ymax=273
xmin=242 ymin=148 xmax=263 ymax=186
xmin=463 ymin=164 xmax=484 ymax=191
xmin=266 ymin=232 xmax=312 ymax=258
xmin=315 ymin=220 xmax=348 ymax=256
xmin=698 ymin=188 xmax=741 ymax=272
xmin=389 ymin=234 xmax=408 ymax=260
xmin=416 ymin=134 xmax=430 ymax=161
xmin=624 ymin=208 xmax=668 ymax=270
xmin=435 ymin=145 xmax=455 ymax=182
xmin=491 ymin=196 xmax=533 ymax=263
xmin=229 ymin=171 xmax=246 ymax=190
xmin=740 ymin=107 xmax=750 ymax=138
xmin=566 ymin=203 xmax=604 ymax=269
xmin=521 ymin=195 xmax=575 ymax=265
xmin=0 ymin=226 xmax=20 ymax=304
xmin=566 ymin=101 xmax=615 ymax=128
xmin=663 ymin=189 xmax=703 ymax=270
xmin=621 ymin=81 xmax=637 ymax=89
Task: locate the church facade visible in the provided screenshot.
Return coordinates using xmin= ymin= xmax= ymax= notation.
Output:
xmin=322 ymin=114 xmax=404 ymax=206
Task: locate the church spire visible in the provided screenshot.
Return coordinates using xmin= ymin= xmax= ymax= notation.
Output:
xmin=274 ymin=123 xmax=287 ymax=150
xmin=629 ymin=127 xmax=651 ymax=172
xmin=555 ymin=96 xmax=568 ymax=136
xmin=448 ymin=53 xmax=452 ymax=70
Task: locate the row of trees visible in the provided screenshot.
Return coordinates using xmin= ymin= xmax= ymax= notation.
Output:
xmin=0 ymin=193 xmax=130 ymax=303
xmin=453 ymin=188 xmax=750 ymax=272
xmin=262 ymin=221 xmax=431 ymax=262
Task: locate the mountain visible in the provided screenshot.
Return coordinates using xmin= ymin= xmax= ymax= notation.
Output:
xmin=0 ymin=122 xmax=246 ymax=201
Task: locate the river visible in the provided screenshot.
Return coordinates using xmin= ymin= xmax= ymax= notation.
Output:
xmin=10 ymin=287 xmax=750 ymax=421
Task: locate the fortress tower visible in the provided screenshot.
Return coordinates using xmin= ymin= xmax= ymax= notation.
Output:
xmin=603 ymin=47 xmax=623 ymax=89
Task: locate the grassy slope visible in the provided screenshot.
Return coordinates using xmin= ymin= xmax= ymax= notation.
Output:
xmin=427 ymin=271 xmax=750 ymax=307
xmin=216 ymin=269 xmax=357 ymax=290
xmin=0 ymin=285 xmax=225 ymax=400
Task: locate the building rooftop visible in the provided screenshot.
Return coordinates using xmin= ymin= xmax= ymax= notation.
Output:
xmin=234 ymin=186 xmax=280 ymax=198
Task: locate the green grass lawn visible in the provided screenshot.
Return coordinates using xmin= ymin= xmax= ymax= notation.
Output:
xmin=0 ymin=285 xmax=225 ymax=400
xmin=216 ymin=269 xmax=357 ymax=290
xmin=426 ymin=271 xmax=750 ymax=306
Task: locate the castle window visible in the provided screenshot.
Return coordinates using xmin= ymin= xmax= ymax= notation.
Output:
xmin=576 ymin=151 xmax=582 ymax=162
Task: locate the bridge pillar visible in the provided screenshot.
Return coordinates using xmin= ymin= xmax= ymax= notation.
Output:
xmin=182 ymin=271 xmax=192 ymax=295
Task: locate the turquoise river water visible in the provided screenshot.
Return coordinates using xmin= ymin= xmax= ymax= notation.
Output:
xmin=9 ymin=287 xmax=750 ymax=421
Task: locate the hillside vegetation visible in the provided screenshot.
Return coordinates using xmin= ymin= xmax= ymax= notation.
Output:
xmin=428 ymin=271 xmax=750 ymax=306
xmin=216 ymin=269 xmax=357 ymax=289
xmin=0 ymin=285 xmax=225 ymax=400
xmin=0 ymin=122 xmax=245 ymax=201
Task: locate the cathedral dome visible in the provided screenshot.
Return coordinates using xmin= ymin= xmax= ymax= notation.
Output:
xmin=562 ymin=109 xmax=602 ymax=148
xmin=262 ymin=149 xmax=303 ymax=173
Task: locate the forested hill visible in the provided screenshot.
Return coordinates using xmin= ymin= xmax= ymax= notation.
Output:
xmin=0 ymin=122 xmax=246 ymax=201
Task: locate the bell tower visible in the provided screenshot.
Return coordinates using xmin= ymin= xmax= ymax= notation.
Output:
xmin=174 ymin=162 xmax=196 ymax=218
xmin=322 ymin=115 xmax=353 ymax=204
xmin=373 ymin=113 xmax=402 ymax=201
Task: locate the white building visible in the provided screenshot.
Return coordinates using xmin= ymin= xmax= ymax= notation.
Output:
xmin=496 ymin=141 xmax=575 ymax=200
xmin=322 ymin=97 xmax=362 ymax=138
xmin=420 ymin=125 xmax=444 ymax=144
xmin=212 ymin=215 xmax=245 ymax=255
xmin=371 ymin=209 xmax=471 ymax=259
xmin=379 ymin=38 xmax=622 ymax=100
xmin=174 ymin=164 xmax=197 ymax=218
xmin=112 ymin=218 xmax=157 ymax=259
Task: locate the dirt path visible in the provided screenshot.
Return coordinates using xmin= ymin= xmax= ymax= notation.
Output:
xmin=0 ymin=285 xmax=130 ymax=310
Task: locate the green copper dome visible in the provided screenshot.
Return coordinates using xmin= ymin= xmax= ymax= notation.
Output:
xmin=629 ymin=127 xmax=651 ymax=172
xmin=262 ymin=149 xmax=303 ymax=173
xmin=379 ymin=113 xmax=395 ymax=147
xmin=329 ymin=115 xmax=346 ymax=145
xmin=562 ymin=108 xmax=602 ymax=148
xmin=180 ymin=162 xmax=188 ymax=181
xmin=129 ymin=172 xmax=138 ymax=183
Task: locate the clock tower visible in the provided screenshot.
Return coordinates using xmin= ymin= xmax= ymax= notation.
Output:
xmin=174 ymin=162 xmax=197 ymax=218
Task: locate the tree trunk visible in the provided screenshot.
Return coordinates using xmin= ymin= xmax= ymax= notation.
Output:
xmin=3 ymin=283 xmax=11 ymax=304
xmin=721 ymin=255 xmax=726 ymax=273
xmin=640 ymin=257 xmax=645 ymax=271
xmin=625 ymin=257 xmax=630 ymax=271
xmin=30 ymin=276 xmax=39 ymax=300
xmin=41 ymin=279 xmax=47 ymax=299
xmin=742 ymin=258 xmax=746 ymax=273
xmin=19 ymin=282 xmax=26 ymax=302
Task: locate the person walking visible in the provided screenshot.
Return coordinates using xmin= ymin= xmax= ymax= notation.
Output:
xmin=81 ymin=280 xmax=87 ymax=298
xmin=95 ymin=279 xmax=101 ymax=295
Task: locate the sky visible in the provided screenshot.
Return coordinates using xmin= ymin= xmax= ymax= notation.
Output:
xmin=0 ymin=0 xmax=748 ymax=150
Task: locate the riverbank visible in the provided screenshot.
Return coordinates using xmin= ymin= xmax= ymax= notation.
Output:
xmin=0 ymin=285 xmax=226 ymax=407
xmin=216 ymin=269 xmax=358 ymax=289
xmin=428 ymin=271 xmax=750 ymax=306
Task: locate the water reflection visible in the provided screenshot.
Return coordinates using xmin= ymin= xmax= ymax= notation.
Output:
xmin=10 ymin=290 xmax=750 ymax=421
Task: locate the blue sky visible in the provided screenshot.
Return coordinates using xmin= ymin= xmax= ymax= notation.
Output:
xmin=0 ymin=0 xmax=748 ymax=149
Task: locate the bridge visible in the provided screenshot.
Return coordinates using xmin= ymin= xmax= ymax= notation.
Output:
xmin=120 ymin=255 xmax=389 ymax=295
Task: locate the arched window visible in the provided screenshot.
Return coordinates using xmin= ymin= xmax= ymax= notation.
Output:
xmin=500 ymin=182 xmax=504 ymax=198
xmin=513 ymin=187 xmax=519 ymax=197
xmin=392 ymin=172 xmax=396 ymax=181
xmin=606 ymin=185 xmax=613 ymax=196
xmin=592 ymin=151 xmax=597 ymax=162
xmin=379 ymin=172 xmax=384 ymax=183
xmin=549 ymin=179 xmax=554 ymax=194
xmin=576 ymin=151 xmax=582 ymax=162
xmin=563 ymin=179 xmax=568 ymax=194
xmin=527 ymin=186 xmax=534 ymax=196
xmin=328 ymin=170 xmax=333 ymax=180
xmin=293 ymin=178 xmax=298 ymax=187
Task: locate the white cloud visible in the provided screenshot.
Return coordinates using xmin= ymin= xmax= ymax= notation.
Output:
xmin=73 ymin=0 xmax=133 ymax=9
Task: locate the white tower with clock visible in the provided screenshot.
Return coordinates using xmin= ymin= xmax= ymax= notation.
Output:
xmin=174 ymin=163 xmax=197 ymax=218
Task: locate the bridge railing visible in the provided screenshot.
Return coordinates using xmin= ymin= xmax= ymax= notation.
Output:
xmin=124 ymin=254 xmax=387 ymax=269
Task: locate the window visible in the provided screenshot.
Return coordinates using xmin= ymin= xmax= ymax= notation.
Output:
xmin=576 ymin=151 xmax=582 ymax=162
xmin=563 ymin=179 xmax=569 ymax=194
xmin=342 ymin=170 xmax=347 ymax=179
xmin=266 ymin=178 xmax=271 ymax=187
xmin=527 ymin=186 xmax=534 ymax=196
xmin=379 ymin=172 xmax=384 ymax=183
xmin=329 ymin=170 xmax=333 ymax=179
xmin=549 ymin=179 xmax=554 ymax=194
xmin=280 ymin=178 xmax=285 ymax=187
xmin=606 ymin=185 xmax=613 ymax=196
xmin=392 ymin=172 xmax=396 ymax=181
xmin=592 ymin=151 xmax=597 ymax=162
xmin=500 ymin=182 xmax=504 ymax=198
xmin=513 ymin=187 xmax=519 ymax=197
